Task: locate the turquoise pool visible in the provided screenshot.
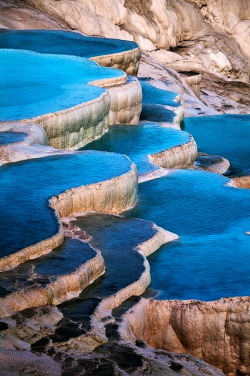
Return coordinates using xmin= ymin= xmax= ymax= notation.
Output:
xmin=126 ymin=170 xmax=250 ymax=300
xmin=140 ymin=80 xmax=180 ymax=107
xmin=183 ymin=115 xmax=250 ymax=174
xmin=0 ymin=151 xmax=132 ymax=257
xmin=0 ymin=49 xmax=123 ymax=121
xmin=0 ymin=29 xmax=138 ymax=58
xmin=82 ymin=123 xmax=190 ymax=174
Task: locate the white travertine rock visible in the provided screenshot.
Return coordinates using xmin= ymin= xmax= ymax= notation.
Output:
xmin=107 ymin=76 xmax=142 ymax=125
xmin=187 ymin=0 xmax=250 ymax=59
xmin=232 ymin=175 xmax=250 ymax=190
xmin=149 ymin=135 xmax=197 ymax=170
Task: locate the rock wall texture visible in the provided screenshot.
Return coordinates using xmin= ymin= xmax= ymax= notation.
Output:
xmin=186 ymin=0 xmax=250 ymax=60
xmin=24 ymin=0 xmax=250 ymax=82
xmin=120 ymin=297 xmax=250 ymax=376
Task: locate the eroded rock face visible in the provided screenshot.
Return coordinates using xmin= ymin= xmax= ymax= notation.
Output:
xmin=23 ymin=0 xmax=250 ymax=82
xmin=187 ymin=0 xmax=250 ymax=60
xmin=120 ymin=297 xmax=250 ymax=376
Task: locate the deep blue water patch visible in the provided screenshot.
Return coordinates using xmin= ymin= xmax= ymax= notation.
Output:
xmin=74 ymin=214 xmax=156 ymax=298
xmin=0 ymin=29 xmax=138 ymax=58
xmin=81 ymin=122 xmax=189 ymax=174
xmin=183 ymin=115 xmax=250 ymax=174
xmin=0 ymin=151 xmax=132 ymax=257
xmin=126 ymin=170 xmax=250 ymax=300
xmin=0 ymin=131 xmax=26 ymax=145
xmin=0 ymin=239 xmax=96 ymax=296
xmin=0 ymin=49 xmax=123 ymax=121
xmin=140 ymin=104 xmax=175 ymax=123
xmin=140 ymin=80 xmax=180 ymax=107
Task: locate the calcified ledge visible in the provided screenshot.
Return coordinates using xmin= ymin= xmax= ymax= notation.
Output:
xmin=1 ymin=75 xmax=142 ymax=152
xmin=0 ymin=48 xmax=142 ymax=150
xmin=0 ymin=156 xmax=137 ymax=272
xmin=23 ymin=76 xmax=142 ymax=150
xmin=24 ymin=91 xmax=111 ymax=150
xmin=149 ymin=134 xmax=197 ymax=169
xmin=232 ymin=175 xmax=250 ymax=189
xmin=119 ymin=296 xmax=250 ymax=376
xmin=90 ymin=225 xmax=178 ymax=349
xmin=90 ymin=47 xmax=141 ymax=76
xmin=0 ymin=122 xmax=48 ymax=165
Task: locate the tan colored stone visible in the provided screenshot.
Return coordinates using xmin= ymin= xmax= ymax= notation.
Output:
xmin=119 ymin=296 xmax=250 ymax=376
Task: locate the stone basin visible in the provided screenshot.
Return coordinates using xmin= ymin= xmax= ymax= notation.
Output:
xmin=0 ymin=239 xmax=96 ymax=297
xmin=140 ymin=105 xmax=176 ymax=123
xmin=126 ymin=170 xmax=250 ymax=301
xmin=30 ymin=214 xmax=175 ymax=348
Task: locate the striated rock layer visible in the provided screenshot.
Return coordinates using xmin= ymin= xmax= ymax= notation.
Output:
xmin=119 ymin=296 xmax=250 ymax=376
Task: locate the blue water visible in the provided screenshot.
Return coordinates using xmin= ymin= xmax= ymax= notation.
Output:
xmin=126 ymin=170 xmax=250 ymax=300
xmin=183 ymin=115 xmax=250 ymax=174
xmin=140 ymin=80 xmax=180 ymax=107
xmin=0 ymin=29 xmax=138 ymax=58
xmin=82 ymin=123 xmax=189 ymax=174
xmin=0 ymin=151 xmax=132 ymax=257
xmin=74 ymin=215 xmax=156 ymax=298
xmin=140 ymin=104 xmax=175 ymax=123
xmin=0 ymin=239 xmax=96 ymax=297
xmin=50 ymin=214 xmax=158 ymax=342
xmin=0 ymin=49 xmax=123 ymax=121
xmin=35 ymin=238 xmax=96 ymax=276
xmin=0 ymin=132 xmax=25 ymax=145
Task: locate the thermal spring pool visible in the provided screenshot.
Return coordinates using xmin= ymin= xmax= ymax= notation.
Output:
xmin=0 ymin=151 xmax=134 ymax=258
xmin=0 ymin=49 xmax=123 ymax=121
xmin=126 ymin=170 xmax=250 ymax=301
xmin=183 ymin=115 xmax=250 ymax=175
xmin=82 ymin=123 xmax=191 ymax=174
xmin=0 ymin=29 xmax=138 ymax=59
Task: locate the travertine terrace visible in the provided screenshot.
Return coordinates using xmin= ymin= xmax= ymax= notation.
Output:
xmin=0 ymin=8 xmax=249 ymax=376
